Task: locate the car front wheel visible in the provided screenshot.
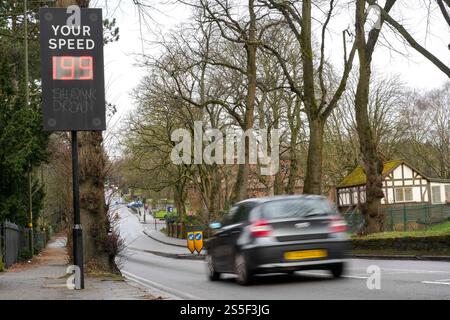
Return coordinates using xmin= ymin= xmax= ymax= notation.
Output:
xmin=206 ymin=253 xmax=220 ymax=281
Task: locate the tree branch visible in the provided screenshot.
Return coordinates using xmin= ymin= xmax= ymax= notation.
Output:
xmin=365 ymin=0 xmax=450 ymax=78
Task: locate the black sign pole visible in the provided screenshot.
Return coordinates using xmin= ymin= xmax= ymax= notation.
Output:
xmin=71 ymin=130 xmax=84 ymax=289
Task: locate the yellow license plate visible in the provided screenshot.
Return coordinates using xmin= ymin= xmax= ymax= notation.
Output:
xmin=284 ymin=249 xmax=327 ymax=261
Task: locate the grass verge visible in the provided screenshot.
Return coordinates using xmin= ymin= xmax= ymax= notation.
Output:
xmin=352 ymin=248 xmax=450 ymax=257
xmin=352 ymin=221 xmax=450 ymax=240
xmin=350 ymin=221 xmax=450 ymax=256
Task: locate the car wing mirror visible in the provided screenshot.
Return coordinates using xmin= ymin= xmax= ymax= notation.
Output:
xmin=209 ymin=222 xmax=222 ymax=229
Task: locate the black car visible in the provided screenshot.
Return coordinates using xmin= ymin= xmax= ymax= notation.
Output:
xmin=205 ymin=195 xmax=349 ymax=285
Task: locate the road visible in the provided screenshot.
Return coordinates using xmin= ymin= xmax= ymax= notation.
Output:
xmin=110 ymin=203 xmax=450 ymax=300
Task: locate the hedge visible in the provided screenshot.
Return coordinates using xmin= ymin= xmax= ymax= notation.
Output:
xmin=351 ymin=234 xmax=450 ymax=252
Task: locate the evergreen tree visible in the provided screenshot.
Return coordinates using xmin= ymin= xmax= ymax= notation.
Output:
xmin=0 ymin=1 xmax=50 ymax=225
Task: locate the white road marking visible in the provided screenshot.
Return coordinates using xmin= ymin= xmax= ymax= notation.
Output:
xmin=343 ymin=275 xmax=370 ymax=279
xmin=121 ymin=270 xmax=201 ymax=300
xmin=422 ymin=281 xmax=450 ymax=285
xmin=302 ymin=268 xmax=450 ymax=284
xmin=378 ymin=268 xmax=450 ymax=274
xmin=345 ymin=267 xmax=450 ymax=277
xmin=298 ymin=271 xmax=369 ymax=279
xmin=422 ymin=279 xmax=450 ymax=286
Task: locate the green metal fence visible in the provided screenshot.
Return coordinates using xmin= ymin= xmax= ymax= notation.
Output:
xmin=1 ymin=221 xmax=48 ymax=268
xmin=343 ymin=203 xmax=450 ymax=234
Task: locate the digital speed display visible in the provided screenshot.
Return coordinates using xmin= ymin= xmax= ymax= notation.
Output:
xmin=40 ymin=8 xmax=105 ymax=131
xmin=52 ymin=56 xmax=93 ymax=80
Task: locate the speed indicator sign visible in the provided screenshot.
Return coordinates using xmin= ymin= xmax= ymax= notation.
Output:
xmin=40 ymin=7 xmax=105 ymax=131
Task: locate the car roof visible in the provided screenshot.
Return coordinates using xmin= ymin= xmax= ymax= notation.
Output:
xmin=236 ymin=194 xmax=327 ymax=206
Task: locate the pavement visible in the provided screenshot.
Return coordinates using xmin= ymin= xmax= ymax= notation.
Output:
xmin=113 ymin=205 xmax=202 ymax=259
xmin=112 ymin=203 xmax=450 ymax=300
xmin=144 ymin=227 xmax=186 ymax=248
xmin=0 ymin=235 xmax=162 ymax=300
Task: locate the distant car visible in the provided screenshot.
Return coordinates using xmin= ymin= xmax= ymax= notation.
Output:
xmin=205 ymin=195 xmax=349 ymax=285
xmin=134 ymin=200 xmax=143 ymax=207
xmin=127 ymin=201 xmax=143 ymax=208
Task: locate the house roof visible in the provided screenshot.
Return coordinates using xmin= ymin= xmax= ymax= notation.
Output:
xmin=337 ymin=160 xmax=403 ymax=188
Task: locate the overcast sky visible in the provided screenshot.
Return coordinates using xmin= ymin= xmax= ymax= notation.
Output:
xmin=94 ymin=1 xmax=449 ymax=146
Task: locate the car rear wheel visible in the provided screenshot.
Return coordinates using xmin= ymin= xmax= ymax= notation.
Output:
xmin=235 ymin=253 xmax=253 ymax=285
xmin=206 ymin=253 xmax=220 ymax=281
xmin=330 ymin=262 xmax=345 ymax=278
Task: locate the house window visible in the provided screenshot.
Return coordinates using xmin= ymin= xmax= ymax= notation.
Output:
xmin=394 ymin=187 xmax=413 ymax=203
xmin=404 ymin=188 xmax=413 ymax=201
xmin=432 ymin=186 xmax=442 ymax=203
xmin=395 ymin=188 xmax=404 ymax=202
xmin=445 ymin=185 xmax=450 ymax=202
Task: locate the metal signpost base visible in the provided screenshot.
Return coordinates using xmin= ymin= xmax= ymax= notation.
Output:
xmin=71 ymin=131 xmax=84 ymax=289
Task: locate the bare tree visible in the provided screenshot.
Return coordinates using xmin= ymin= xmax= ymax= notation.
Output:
xmin=354 ymin=0 xmax=397 ymax=233
xmin=354 ymin=0 xmax=449 ymax=233
xmin=259 ymin=0 xmax=357 ymax=194
xmin=401 ymin=82 xmax=450 ymax=179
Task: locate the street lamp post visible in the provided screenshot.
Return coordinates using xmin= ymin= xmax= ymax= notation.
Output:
xmin=24 ymin=0 xmax=34 ymax=257
xmin=28 ymin=161 xmax=34 ymax=257
xmin=24 ymin=0 xmax=29 ymax=106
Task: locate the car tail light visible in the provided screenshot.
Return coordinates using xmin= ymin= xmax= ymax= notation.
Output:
xmin=250 ymin=219 xmax=273 ymax=237
xmin=329 ymin=216 xmax=347 ymax=233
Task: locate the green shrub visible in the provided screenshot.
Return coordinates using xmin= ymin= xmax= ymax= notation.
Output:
xmin=182 ymin=214 xmax=203 ymax=226
xmin=164 ymin=212 xmax=179 ymax=223
xmin=154 ymin=210 xmax=167 ymax=219
xmin=19 ymin=249 xmax=32 ymax=261
xmin=0 ymin=257 xmax=4 ymax=272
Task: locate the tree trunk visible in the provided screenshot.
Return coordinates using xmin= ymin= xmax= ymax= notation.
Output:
xmin=57 ymin=0 xmax=116 ymax=270
xmin=303 ymin=116 xmax=324 ymax=195
xmin=354 ymin=89 xmax=384 ymax=234
xmin=231 ymin=0 xmax=257 ymax=203
xmin=231 ymin=163 xmax=249 ymax=202
xmin=300 ymin=0 xmax=324 ymax=195
xmin=286 ymin=156 xmax=299 ymax=194
xmin=286 ymin=128 xmax=299 ymax=194
xmin=354 ymin=0 xmax=386 ymax=234
xmin=208 ymin=169 xmax=221 ymax=215
xmin=173 ymin=183 xmax=186 ymax=218
xmin=78 ymin=131 xmax=112 ymax=269
xmin=273 ymin=170 xmax=283 ymax=195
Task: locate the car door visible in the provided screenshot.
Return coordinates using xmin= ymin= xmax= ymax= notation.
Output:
xmin=211 ymin=206 xmax=238 ymax=272
xmin=222 ymin=203 xmax=255 ymax=272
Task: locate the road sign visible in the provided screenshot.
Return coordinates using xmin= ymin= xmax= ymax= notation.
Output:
xmin=167 ymin=206 xmax=173 ymax=213
xmin=187 ymin=232 xmax=195 ymax=254
xmin=194 ymin=231 xmax=203 ymax=253
xmin=39 ymin=6 xmax=108 ymax=291
xmin=40 ymin=7 xmax=105 ymax=131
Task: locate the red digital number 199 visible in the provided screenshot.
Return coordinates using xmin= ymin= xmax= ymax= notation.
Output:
xmin=52 ymin=56 xmax=93 ymax=80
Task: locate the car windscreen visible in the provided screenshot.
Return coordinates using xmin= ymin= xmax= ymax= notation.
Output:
xmin=261 ymin=199 xmax=335 ymax=220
